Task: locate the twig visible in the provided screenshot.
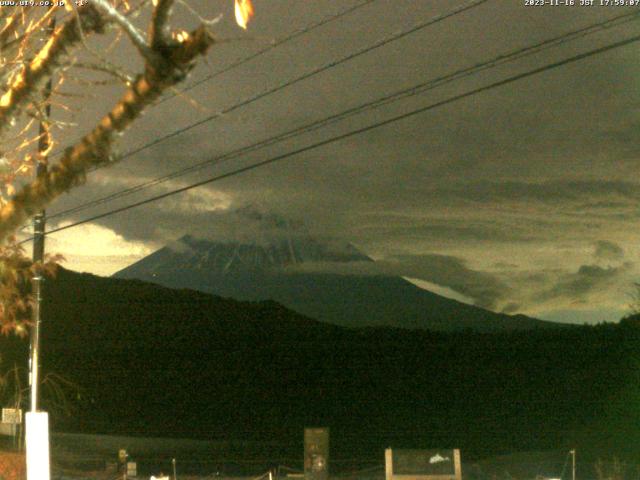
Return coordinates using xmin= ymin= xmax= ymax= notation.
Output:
xmin=92 ymin=0 xmax=157 ymax=64
xmin=0 ymin=5 xmax=106 ymax=138
xmin=150 ymin=0 xmax=175 ymax=49
xmin=0 ymin=25 xmax=214 ymax=242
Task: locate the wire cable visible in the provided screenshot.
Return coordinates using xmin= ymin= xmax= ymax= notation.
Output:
xmin=45 ymin=9 xmax=640 ymax=222
xmin=160 ymin=0 xmax=379 ymax=104
xmin=21 ymin=30 xmax=640 ymax=243
xmin=47 ymin=0 xmax=378 ymax=161
xmin=17 ymin=0 xmax=491 ymax=232
xmin=59 ymin=0 xmax=491 ymax=173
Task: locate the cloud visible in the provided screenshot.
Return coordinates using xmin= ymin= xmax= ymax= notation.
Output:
xmin=282 ymin=249 xmax=637 ymax=319
xmin=386 ymin=254 xmax=510 ymax=310
xmin=531 ymin=263 xmax=633 ymax=306
xmin=286 ymin=253 xmax=510 ymax=311
xmin=593 ymin=240 xmax=624 ymax=262
xmin=46 ymin=222 xmax=155 ymax=276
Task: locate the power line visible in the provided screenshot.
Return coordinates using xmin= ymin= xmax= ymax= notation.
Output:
xmin=24 ymin=31 xmax=640 ymax=242
xmin=47 ymin=0 xmax=378 ymax=161
xmin=45 ymin=9 xmax=640 ymax=222
xmin=84 ymin=0 xmax=491 ymax=171
xmin=158 ymin=0 xmax=379 ymax=104
xmin=19 ymin=0 xmax=491 ymax=234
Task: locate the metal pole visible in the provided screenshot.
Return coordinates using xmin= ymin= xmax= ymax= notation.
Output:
xmin=571 ymin=449 xmax=576 ymax=480
xmin=29 ymin=14 xmax=55 ymax=414
xmin=29 ymin=111 xmax=49 ymax=413
xmin=28 ymin=274 xmax=42 ymax=412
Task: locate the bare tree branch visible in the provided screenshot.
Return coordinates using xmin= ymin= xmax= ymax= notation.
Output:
xmin=0 ymin=5 xmax=106 ymax=139
xmin=72 ymin=61 xmax=136 ymax=85
xmin=0 ymin=26 xmax=214 ymax=243
xmin=0 ymin=0 xmax=255 ymax=335
xmin=91 ymin=0 xmax=157 ymax=64
xmin=150 ymin=0 xmax=175 ymax=49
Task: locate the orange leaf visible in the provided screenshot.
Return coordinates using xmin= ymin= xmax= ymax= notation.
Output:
xmin=234 ymin=0 xmax=254 ymax=29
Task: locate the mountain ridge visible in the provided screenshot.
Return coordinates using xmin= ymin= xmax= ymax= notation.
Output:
xmin=114 ymin=234 xmax=558 ymax=332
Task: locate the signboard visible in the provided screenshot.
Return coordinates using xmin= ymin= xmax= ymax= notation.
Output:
xmin=385 ymin=449 xmax=461 ymax=480
xmin=2 ymin=408 xmax=22 ymax=424
xmin=304 ymin=427 xmax=329 ymax=480
xmin=127 ymin=461 xmax=137 ymax=477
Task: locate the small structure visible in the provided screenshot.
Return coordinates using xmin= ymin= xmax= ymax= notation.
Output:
xmin=126 ymin=461 xmax=137 ymax=478
xmin=304 ymin=428 xmax=329 ymax=480
xmin=0 ymin=408 xmax=21 ymax=439
xmin=385 ymin=449 xmax=462 ymax=480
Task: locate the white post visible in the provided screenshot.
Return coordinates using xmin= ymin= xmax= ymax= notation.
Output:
xmin=25 ymin=412 xmax=50 ymax=480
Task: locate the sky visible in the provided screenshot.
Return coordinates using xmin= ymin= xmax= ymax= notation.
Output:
xmin=25 ymin=0 xmax=640 ymax=325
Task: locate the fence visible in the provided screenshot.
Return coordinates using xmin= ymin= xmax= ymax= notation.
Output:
xmin=13 ymin=433 xmax=637 ymax=480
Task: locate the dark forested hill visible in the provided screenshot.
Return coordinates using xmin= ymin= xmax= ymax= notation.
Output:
xmin=1 ymin=268 xmax=637 ymax=464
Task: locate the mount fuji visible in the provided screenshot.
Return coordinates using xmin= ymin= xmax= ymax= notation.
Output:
xmin=114 ymin=230 xmax=555 ymax=332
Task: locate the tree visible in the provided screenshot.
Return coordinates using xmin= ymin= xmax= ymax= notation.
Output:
xmin=0 ymin=0 xmax=254 ymax=334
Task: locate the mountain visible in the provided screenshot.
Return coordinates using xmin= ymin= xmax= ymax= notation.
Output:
xmin=1 ymin=268 xmax=637 ymax=469
xmin=114 ymin=234 xmax=556 ymax=332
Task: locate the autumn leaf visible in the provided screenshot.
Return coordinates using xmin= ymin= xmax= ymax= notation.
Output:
xmin=234 ymin=0 xmax=254 ymax=30
xmin=0 ymin=237 xmax=62 ymax=336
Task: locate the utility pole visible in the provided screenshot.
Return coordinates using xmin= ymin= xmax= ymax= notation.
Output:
xmin=29 ymin=77 xmax=51 ymax=413
xmin=570 ymin=449 xmax=576 ymax=480
xmin=26 ymin=14 xmax=55 ymax=480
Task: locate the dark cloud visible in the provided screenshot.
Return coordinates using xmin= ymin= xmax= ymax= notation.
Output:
xmin=389 ymin=254 xmax=510 ymax=310
xmin=533 ymin=263 xmax=632 ymax=305
xmin=594 ymin=240 xmax=625 ymax=262
xmin=427 ymin=180 xmax=640 ymax=209
xmin=354 ymin=220 xmax=542 ymax=244
xmin=493 ymin=262 xmax=519 ymax=270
